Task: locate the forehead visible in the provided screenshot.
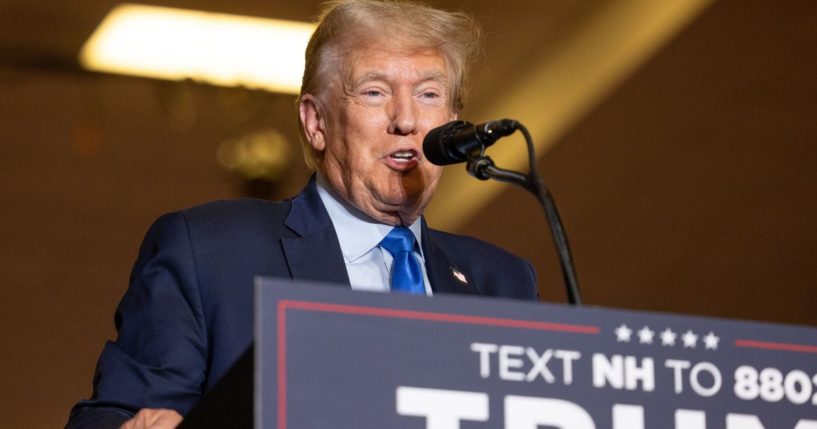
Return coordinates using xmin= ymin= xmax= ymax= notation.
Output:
xmin=343 ymin=47 xmax=450 ymax=86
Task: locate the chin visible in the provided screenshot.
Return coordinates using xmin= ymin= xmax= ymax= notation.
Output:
xmin=373 ymin=171 xmax=436 ymax=214
xmin=403 ymin=168 xmax=434 ymax=191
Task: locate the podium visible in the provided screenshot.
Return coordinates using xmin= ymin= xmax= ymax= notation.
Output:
xmin=182 ymin=278 xmax=817 ymax=428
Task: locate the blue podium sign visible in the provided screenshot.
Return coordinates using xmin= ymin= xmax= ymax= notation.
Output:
xmin=255 ymin=279 xmax=817 ymax=429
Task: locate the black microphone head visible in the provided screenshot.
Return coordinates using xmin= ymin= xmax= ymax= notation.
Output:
xmin=423 ymin=120 xmax=472 ymax=166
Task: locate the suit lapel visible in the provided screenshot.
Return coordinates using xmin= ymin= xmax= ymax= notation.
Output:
xmin=281 ymin=177 xmax=350 ymax=286
xmin=280 ymin=179 xmax=477 ymax=294
xmin=421 ymin=219 xmax=479 ymax=296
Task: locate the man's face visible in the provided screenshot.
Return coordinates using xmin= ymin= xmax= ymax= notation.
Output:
xmin=300 ymin=47 xmax=456 ymax=226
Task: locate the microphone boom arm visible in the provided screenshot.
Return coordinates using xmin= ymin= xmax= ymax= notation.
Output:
xmin=465 ymin=123 xmax=583 ymax=306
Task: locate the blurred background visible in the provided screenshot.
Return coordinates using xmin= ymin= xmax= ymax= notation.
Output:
xmin=1 ymin=0 xmax=816 ymax=426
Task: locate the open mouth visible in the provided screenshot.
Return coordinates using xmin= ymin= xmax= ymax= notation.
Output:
xmin=385 ymin=149 xmax=420 ymax=171
xmin=389 ymin=150 xmax=418 ymax=163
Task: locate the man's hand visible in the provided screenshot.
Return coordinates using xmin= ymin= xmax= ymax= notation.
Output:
xmin=119 ymin=408 xmax=183 ymax=429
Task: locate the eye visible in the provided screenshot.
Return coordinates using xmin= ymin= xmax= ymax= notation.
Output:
xmin=362 ymin=89 xmax=385 ymax=97
xmin=417 ymin=88 xmax=445 ymax=106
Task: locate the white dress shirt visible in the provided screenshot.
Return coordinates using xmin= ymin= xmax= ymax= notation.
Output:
xmin=315 ymin=173 xmax=432 ymax=295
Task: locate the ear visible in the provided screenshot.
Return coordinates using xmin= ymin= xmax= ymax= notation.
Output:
xmin=299 ymin=94 xmax=326 ymax=152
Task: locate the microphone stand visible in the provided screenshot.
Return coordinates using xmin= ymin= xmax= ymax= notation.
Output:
xmin=465 ymin=122 xmax=583 ymax=306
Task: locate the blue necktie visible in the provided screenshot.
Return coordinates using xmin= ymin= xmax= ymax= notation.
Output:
xmin=379 ymin=226 xmax=425 ymax=294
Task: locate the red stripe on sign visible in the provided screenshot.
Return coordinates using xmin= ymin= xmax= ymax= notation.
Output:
xmin=735 ymin=339 xmax=817 ymax=354
xmin=277 ymin=301 xmax=288 ymax=429
xmin=281 ymin=299 xmax=600 ymax=334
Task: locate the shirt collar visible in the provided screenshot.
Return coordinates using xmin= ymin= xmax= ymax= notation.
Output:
xmin=315 ymin=173 xmax=424 ymax=262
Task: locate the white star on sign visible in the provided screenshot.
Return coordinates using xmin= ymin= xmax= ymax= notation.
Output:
xmin=637 ymin=326 xmax=655 ymax=344
xmin=614 ymin=324 xmax=633 ymax=342
xmin=682 ymin=330 xmax=699 ymax=348
xmin=703 ymin=332 xmax=720 ymax=350
xmin=660 ymin=328 xmax=677 ymax=346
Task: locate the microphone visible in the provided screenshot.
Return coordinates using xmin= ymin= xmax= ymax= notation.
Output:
xmin=423 ymin=119 xmax=518 ymax=165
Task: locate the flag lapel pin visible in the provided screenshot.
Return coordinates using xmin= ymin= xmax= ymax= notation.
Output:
xmin=450 ymin=267 xmax=468 ymax=285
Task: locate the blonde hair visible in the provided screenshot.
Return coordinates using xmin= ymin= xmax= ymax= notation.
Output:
xmin=298 ymin=0 xmax=481 ymax=169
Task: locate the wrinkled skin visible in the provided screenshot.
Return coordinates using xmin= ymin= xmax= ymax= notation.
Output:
xmin=299 ymin=47 xmax=457 ymax=226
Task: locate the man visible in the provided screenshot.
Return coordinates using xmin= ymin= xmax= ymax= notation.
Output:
xmin=67 ymin=1 xmax=537 ymax=428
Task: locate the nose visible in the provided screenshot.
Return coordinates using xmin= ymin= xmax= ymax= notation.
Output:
xmin=387 ymin=90 xmax=418 ymax=136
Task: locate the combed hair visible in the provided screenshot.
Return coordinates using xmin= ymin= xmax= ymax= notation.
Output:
xmin=298 ymin=0 xmax=481 ymax=169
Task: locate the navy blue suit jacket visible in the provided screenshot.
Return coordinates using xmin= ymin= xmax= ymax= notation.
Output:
xmin=66 ymin=179 xmax=537 ymax=428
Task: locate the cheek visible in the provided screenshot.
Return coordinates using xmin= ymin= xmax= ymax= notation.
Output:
xmin=338 ymin=141 xmax=377 ymax=182
xmin=420 ymin=110 xmax=458 ymax=138
xmin=343 ymin=110 xmax=386 ymax=153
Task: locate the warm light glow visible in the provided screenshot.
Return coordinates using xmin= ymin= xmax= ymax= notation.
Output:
xmin=79 ymin=3 xmax=315 ymax=94
xmin=427 ymin=0 xmax=714 ymax=230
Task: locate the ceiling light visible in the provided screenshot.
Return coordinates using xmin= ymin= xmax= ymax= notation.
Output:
xmin=79 ymin=3 xmax=315 ymax=94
